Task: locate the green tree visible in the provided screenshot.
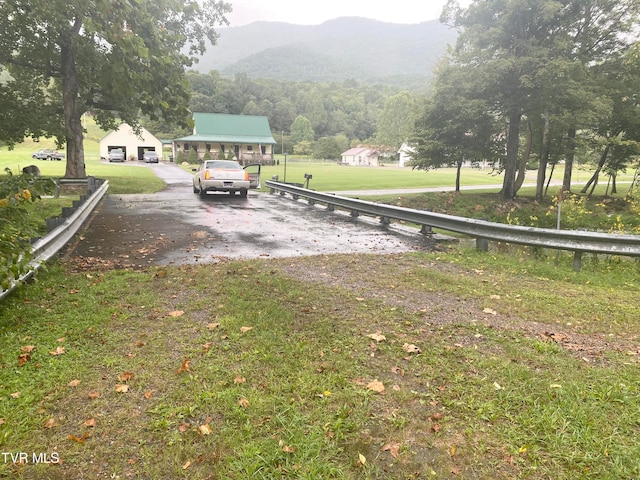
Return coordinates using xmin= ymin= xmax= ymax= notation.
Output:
xmin=290 ymin=115 xmax=315 ymax=146
xmin=376 ymin=91 xmax=423 ymax=149
xmin=0 ymin=0 xmax=230 ymax=179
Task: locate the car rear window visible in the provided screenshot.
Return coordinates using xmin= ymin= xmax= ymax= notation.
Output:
xmin=205 ymin=161 xmax=241 ymax=170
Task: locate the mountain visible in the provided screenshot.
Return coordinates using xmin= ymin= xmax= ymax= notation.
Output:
xmin=194 ymin=17 xmax=458 ymax=88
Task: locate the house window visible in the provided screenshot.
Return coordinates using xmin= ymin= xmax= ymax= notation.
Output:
xmin=247 ymin=145 xmax=253 ymax=151
xmin=220 ymin=144 xmax=225 ymax=153
xmin=184 ymin=143 xmax=190 ymax=151
xmin=205 ymin=144 xmax=211 ymax=151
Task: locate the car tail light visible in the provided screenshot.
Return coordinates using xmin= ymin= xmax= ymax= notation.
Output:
xmin=205 ymin=170 xmax=211 ymax=180
xmin=244 ymin=171 xmax=249 ymax=181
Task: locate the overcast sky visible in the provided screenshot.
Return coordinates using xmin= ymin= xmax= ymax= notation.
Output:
xmin=225 ymin=0 xmax=472 ymax=27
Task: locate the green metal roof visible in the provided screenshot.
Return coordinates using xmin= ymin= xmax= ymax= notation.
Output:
xmin=175 ymin=113 xmax=276 ymax=144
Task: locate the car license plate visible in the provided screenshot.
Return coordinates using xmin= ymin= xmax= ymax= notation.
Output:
xmin=224 ymin=181 xmax=233 ymax=187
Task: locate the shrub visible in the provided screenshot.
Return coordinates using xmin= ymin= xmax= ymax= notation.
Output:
xmin=0 ymin=168 xmax=56 ymax=290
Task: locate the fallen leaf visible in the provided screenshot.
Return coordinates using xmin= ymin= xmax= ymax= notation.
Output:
xmin=49 ymin=346 xmax=66 ymax=356
xmin=135 ymin=340 xmax=146 ymax=347
xmin=282 ymin=444 xmax=296 ymax=453
xmin=118 ymin=372 xmax=135 ymax=382
xmin=68 ymin=379 xmax=81 ymax=387
xmin=202 ymin=342 xmax=213 ymax=353
xmin=207 ymin=323 xmax=220 ymax=330
xmin=367 ymin=379 xmax=385 ymax=393
xmin=179 ymin=423 xmax=190 ymax=433
xmin=240 ymin=326 xmax=253 ymax=333
xmin=182 ymin=460 xmax=192 ymax=470
xmin=10 ymin=392 xmax=20 ymax=399
xmin=429 ymin=412 xmax=443 ymax=421
xmin=18 ymin=353 xmax=30 ymax=367
xmin=144 ymin=390 xmax=153 ymax=399
xmin=493 ymin=382 xmax=503 ymax=390
xmin=381 ymin=443 xmax=400 ymax=458
xmin=366 ymin=332 xmax=386 ymax=342
xmin=449 ymin=444 xmax=457 ymax=457
xmin=88 ymin=391 xmax=101 ymax=400
xmin=238 ymin=397 xmax=250 ymax=408
xmin=198 ymin=424 xmax=213 ymax=435
xmin=115 ymin=384 xmax=129 ymax=393
xmin=21 ymin=345 xmax=35 ymax=353
xmin=391 ymin=366 xmax=405 ymax=376
xmin=358 ymin=453 xmax=367 ymax=465
xmin=177 ymin=357 xmax=191 ymax=374
xmin=402 ymin=343 xmax=421 ymax=354
xmin=57 ymin=337 xmax=65 ymax=342
xmin=168 ymin=310 xmax=184 ymax=317
xmin=67 ymin=433 xmax=89 ymax=443
xmin=431 ymin=423 xmax=441 ymax=433
xmin=83 ymin=418 xmax=97 ymax=427
xmin=234 ymin=376 xmax=246 ymax=384
xmin=483 ymin=308 xmax=497 ymax=315
xmin=43 ymin=418 xmax=57 ymax=428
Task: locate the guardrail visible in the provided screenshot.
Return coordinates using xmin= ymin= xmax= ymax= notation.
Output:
xmin=266 ymin=180 xmax=640 ymax=271
xmin=0 ymin=178 xmax=109 ymax=301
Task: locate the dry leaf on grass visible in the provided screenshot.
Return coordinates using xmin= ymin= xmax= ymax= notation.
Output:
xmin=68 ymin=379 xmax=81 ymax=387
xmin=18 ymin=353 xmax=30 ymax=367
xmin=88 ymin=391 xmax=101 ymax=400
xmin=366 ymin=332 xmax=386 ymax=342
xmin=238 ymin=397 xmax=250 ymax=408
xmin=115 ymin=384 xmax=129 ymax=393
xmin=49 ymin=346 xmax=65 ymax=356
xmin=177 ymin=357 xmax=191 ymax=374
xmin=198 ymin=424 xmax=213 ymax=435
xmin=240 ymin=326 xmax=253 ymax=333
xmin=168 ymin=310 xmax=184 ymax=317
xmin=207 ymin=322 xmax=220 ymax=330
xmin=43 ymin=418 xmax=57 ymax=429
xmin=366 ymin=379 xmax=385 ymax=393
xmin=234 ymin=376 xmax=246 ymax=384
xmin=381 ymin=443 xmax=400 ymax=458
xmin=83 ymin=418 xmax=97 ymax=427
xmin=483 ymin=308 xmax=498 ymax=315
xmin=118 ymin=372 xmax=135 ymax=382
xmin=402 ymin=343 xmax=422 ymax=354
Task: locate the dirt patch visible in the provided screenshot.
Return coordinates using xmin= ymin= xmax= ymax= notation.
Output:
xmin=267 ymin=253 xmax=639 ymax=365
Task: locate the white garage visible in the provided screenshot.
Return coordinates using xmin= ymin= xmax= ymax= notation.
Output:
xmin=99 ymin=123 xmax=164 ymax=162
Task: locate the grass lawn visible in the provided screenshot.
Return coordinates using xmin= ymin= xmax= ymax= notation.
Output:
xmin=1 ymin=250 xmax=639 ymax=478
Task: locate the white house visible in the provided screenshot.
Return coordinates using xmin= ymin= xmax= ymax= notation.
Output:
xmin=340 ymin=147 xmax=380 ymax=167
xmin=99 ymin=123 xmax=164 ymax=162
xmin=398 ymin=143 xmax=415 ymax=167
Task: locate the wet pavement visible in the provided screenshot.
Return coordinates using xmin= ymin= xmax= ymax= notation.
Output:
xmin=64 ymin=163 xmax=438 ymax=268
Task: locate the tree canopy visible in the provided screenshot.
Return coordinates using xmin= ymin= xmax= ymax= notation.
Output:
xmin=412 ymin=0 xmax=640 ymax=199
xmin=0 ymin=0 xmax=231 ymax=178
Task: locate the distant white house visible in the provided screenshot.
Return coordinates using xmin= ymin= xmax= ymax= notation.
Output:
xmin=398 ymin=143 xmax=415 ymax=167
xmin=340 ymin=147 xmax=380 ymax=167
xmin=99 ymin=123 xmax=164 ymax=162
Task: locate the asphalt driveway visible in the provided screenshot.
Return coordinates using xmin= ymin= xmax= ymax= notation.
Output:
xmin=64 ymin=163 xmax=438 ymax=268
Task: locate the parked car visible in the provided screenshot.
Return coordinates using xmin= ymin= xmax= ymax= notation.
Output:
xmin=192 ymin=160 xmax=261 ymax=197
xmin=32 ymin=148 xmax=64 ymax=160
xmin=143 ymin=151 xmax=159 ymax=163
xmin=108 ymin=148 xmax=125 ymax=162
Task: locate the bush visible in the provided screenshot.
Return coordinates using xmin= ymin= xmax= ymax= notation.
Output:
xmin=0 ymin=168 xmax=56 ymax=290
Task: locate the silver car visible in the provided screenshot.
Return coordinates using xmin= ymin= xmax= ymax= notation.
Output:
xmin=192 ymin=160 xmax=261 ymax=197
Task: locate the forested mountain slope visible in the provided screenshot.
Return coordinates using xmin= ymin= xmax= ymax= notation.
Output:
xmin=194 ymin=17 xmax=457 ymax=88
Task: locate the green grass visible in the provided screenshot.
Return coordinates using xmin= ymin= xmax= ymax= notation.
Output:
xmin=1 ymin=252 xmax=639 ymax=478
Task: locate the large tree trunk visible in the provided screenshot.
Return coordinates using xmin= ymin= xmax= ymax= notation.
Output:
xmin=562 ymin=127 xmax=576 ymax=192
xmin=502 ymin=107 xmax=521 ymax=200
xmin=60 ymin=27 xmax=86 ymax=180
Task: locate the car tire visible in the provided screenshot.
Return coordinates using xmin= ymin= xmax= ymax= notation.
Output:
xmin=198 ymin=184 xmax=206 ymax=197
xmin=240 ymin=189 xmax=248 ymax=197
xmin=193 ymin=184 xmax=199 ymax=194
